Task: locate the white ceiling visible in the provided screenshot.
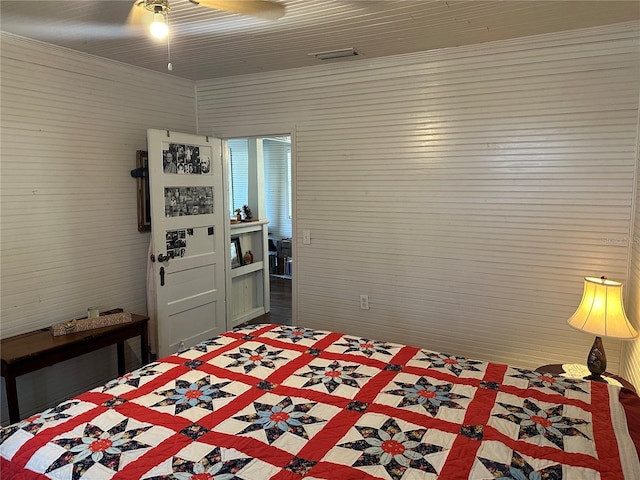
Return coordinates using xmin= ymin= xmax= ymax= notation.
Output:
xmin=1 ymin=1 xmax=638 ymax=81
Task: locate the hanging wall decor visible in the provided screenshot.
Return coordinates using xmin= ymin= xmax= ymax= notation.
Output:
xmin=231 ymin=237 xmax=243 ymax=268
xmin=133 ymin=150 xmax=151 ymax=232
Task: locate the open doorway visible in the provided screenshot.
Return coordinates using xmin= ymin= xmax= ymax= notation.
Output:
xmin=227 ymin=136 xmax=292 ymax=325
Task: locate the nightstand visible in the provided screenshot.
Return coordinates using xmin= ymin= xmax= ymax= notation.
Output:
xmin=535 ymin=364 xmax=636 ymax=394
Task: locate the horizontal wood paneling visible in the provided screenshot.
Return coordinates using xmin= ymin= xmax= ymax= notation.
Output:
xmin=4 ymin=0 xmax=638 ymax=81
xmin=621 ymin=116 xmax=640 ymax=391
xmin=0 ymin=33 xmax=196 ymax=423
xmin=197 ymin=23 xmax=639 ymax=372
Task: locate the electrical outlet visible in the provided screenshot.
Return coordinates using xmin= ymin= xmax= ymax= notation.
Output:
xmin=360 ymin=295 xmax=369 ymax=310
xmin=303 ymin=229 xmax=311 ymax=245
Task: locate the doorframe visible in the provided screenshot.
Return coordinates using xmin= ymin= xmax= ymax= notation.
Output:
xmin=220 ymin=138 xmax=232 ymax=331
xmin=215 ymin=125 xmax=297 ymax=328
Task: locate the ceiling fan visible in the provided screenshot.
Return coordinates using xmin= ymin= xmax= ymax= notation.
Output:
xmin=128 ymin=0 xmax=285 ymax=69
xmin=128 ymin=0 xmax=285 ymax=37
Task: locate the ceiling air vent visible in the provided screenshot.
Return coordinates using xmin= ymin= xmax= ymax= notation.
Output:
xmin=309 ymin=48 xmax=361 ymax=61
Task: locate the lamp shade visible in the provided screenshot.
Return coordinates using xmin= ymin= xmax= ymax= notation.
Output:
xmin=567 ymin=276 xmax=638 ymax=339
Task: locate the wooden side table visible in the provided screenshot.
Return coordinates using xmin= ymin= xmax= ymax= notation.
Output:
xmin=535 ymin=364 xmax=637 ymax=395
xmin=1 ymin=313 xmax=149 ymax=423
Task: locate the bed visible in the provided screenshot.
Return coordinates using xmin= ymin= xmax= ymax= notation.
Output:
xmin=2 ymin=323 xmax=639 ymax=479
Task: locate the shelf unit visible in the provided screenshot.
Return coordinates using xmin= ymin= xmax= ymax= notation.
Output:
xmin=230 ymin=220 xmax=270 ymax=327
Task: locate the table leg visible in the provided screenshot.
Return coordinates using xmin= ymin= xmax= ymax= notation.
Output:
xmin=117 ymin=341 xmax=125 ymax=376
xmin=5 ymin=373 xmax=21 ymax=424
xmin=141 ymin=323 xmax=150 ymax=365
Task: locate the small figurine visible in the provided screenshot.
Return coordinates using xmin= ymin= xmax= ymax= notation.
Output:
xmin=63 ymin=319 xmax=77 ymax=332
xmin=243 ymin=250 xmax=254 ymax=264
xmin=242 ymin=204 xmax=253 ymax=220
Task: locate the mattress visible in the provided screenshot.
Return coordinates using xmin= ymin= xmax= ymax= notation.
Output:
xmin=2 ymin=323 xmax=639 ymax=479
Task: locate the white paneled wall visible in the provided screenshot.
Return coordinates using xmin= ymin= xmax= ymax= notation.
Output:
xmin=2 ymin=20 xmax=639 ymax=427
xmin=0 ymin=33 xmax=196 ymax=423
xmin=197 ymin=23 xmax=640 ymax=378
xmin=622 ymin=122 xmax=640 ymax=389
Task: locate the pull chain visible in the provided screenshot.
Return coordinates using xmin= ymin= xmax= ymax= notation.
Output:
xmin=166 ymin=14 xmax=173 ymax=71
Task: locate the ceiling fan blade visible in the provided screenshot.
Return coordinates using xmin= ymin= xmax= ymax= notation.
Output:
xmin=192 ymin=0 xmax=285 ymax=20
xmin=127 ymin=0 xmax=152 ymax=26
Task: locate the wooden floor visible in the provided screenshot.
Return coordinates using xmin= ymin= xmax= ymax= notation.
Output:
xmin=249 ymin=276 xmax=292 ymax=325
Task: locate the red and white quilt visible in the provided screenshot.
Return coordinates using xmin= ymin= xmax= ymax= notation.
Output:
xmin=2 ymin=323 xmax=639 ymax=479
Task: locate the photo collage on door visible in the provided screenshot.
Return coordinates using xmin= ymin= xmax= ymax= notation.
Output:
xmin=162 ymin=143 xmax=210 ymax=175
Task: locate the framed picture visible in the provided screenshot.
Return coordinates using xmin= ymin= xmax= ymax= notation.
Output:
xmin=231 ymin=237 xmax=243 ymax=268
xmin=135 ymin=150 xmax=151 ymax=232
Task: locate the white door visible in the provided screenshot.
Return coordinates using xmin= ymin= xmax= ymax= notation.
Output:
xmin=147 ymin=129 xmax=227 ymax=357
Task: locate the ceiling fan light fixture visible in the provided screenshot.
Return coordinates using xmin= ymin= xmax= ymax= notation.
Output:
xmin=309 ymin=48 xmax=361 ymax=61
xmin=150 ymin=10 xmax=168 ymax=39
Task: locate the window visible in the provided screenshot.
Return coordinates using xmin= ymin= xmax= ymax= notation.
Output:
xmin=227 ymin=136 xmax=291 ymax=239
xmin=228 ymin=139 xmax=249 ymax=217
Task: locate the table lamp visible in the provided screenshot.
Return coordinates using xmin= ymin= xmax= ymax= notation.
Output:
xmin=567 ymin=276 xmax=638 ymax=382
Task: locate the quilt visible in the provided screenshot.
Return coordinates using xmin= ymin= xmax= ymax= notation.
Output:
xmin=2 ymin=323 xmax=639 ymax=480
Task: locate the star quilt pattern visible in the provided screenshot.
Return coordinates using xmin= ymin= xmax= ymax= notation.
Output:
xmin=2 ymin=324 xmax=639 ymax=479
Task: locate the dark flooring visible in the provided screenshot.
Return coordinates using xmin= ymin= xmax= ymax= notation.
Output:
xmin=248 ymin=276 xmax=292 ymax=326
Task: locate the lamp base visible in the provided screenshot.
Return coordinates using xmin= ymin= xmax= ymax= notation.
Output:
xmin=583 ymin=373 xmax=607 ymax=383
xmin=585 ymin=336 xmax=607 ymax=382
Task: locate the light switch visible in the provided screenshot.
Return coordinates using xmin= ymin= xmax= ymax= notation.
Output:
xmin=303 ymin=229 xmax=311 ymax=245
